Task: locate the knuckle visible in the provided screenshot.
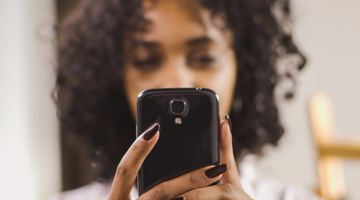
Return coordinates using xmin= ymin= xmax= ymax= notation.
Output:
xmin=149 ymin=185 xmax=169 ymax=200
xmin=115 ymin=163 xmax=129 ymax=178
xmin=221 ymin=183 xmax=234 ymax=194
xmin=193 ymin=191 xmax=204 ymax=200
xmin=189 ymin=172 xmax=203 ymax=185
xmin=185 ymin=191 xmax=202 ymax=200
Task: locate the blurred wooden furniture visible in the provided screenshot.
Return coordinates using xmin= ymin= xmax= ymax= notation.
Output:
xmin=309 ymin=93 xmax=360 ymax=200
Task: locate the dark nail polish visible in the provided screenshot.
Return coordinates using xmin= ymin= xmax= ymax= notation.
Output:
xmin=143 ymin=122 xmax=160 ymax=141
xmin=174 ymin=197 xmax=184 ymax=200
xmin=225 ymin=114 xmax=232 ymax=131
xmin=205 ymin=164 xmax=227 ymax=178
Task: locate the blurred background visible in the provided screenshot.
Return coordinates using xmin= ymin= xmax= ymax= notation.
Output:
xmin=0 ymin=0 xmax=359 ymax=199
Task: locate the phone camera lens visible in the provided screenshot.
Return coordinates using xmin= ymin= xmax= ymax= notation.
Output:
xmin=170 ymin=99 xmax=187 ymax=116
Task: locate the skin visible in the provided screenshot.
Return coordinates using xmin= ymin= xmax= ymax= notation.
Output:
xmin=109 ymin=1 xmax=252 ymax=199
xmin=124 ymin=0 xmax=236 ymax=118
xmin=108 ymin=120 xmax=252 ymax=200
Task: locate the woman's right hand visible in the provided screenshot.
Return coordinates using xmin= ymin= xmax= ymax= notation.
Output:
xmin=107 ymin=122 xmax=227 ymax=200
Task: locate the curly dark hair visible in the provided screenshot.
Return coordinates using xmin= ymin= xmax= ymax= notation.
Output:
xmin=55 ymin=0 xmax=306 ymax=180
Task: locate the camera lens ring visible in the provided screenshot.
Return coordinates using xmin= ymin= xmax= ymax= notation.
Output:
xmin=169 ymin=98 xmax=188 ymax=116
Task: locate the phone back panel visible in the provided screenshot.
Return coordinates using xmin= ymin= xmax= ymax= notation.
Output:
xmin=136 ymin=88 xmax=220 ymax=194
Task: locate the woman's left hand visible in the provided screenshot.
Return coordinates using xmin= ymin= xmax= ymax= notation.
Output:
xmin=181 ymin=115 xmax=253 ymax=200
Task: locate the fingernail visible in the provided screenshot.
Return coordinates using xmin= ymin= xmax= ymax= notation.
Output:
xmin=225 ymin=114 xmax=232 ymax=131
xmin=205 ymin=164 xmax=227 ymax=178
xmin=143 ymin=122 xmax=160 ymax=141
xmin=174 ymin=197 xmax=184 ymax=200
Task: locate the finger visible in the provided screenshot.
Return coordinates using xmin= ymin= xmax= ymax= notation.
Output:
xmin=220 ymin=114 xmax=240 ymax=185
xmin=138 ymin=164 xmax=227 ymax=200
xmin=108 ymin=122 xmax=160 ymax=200
xmin=183 ymin=183 xmax=253 ymax=200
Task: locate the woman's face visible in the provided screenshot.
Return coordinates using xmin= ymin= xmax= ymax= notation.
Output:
xmin=124 ymin=0 xmax=237 ymax=118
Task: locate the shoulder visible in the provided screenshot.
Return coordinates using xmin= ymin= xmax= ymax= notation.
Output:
xmin=50 ymin=181 xmax=138 ymax=200
xmin=248 ymin=179 xmax=321 ymax=200
xmin=239 ymin=156 xmax=321 ymax=200
xmin=50 ymin=182 xmax=111 ymax=200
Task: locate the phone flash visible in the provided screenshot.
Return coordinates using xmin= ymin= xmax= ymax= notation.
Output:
xmin=175 ymin=117 xmax=182 ymax=124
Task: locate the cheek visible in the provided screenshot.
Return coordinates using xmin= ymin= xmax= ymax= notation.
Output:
xmin=124 ymin=64 xmax=172 ymax=117
xmin=124 ymin=66 xmax=143 ymax=118
xmin=195 ymin=55 xmax=237 ymax=116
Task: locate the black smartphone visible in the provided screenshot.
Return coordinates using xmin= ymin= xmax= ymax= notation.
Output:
xmin=136 ymin=88 xmax=220 ymax=194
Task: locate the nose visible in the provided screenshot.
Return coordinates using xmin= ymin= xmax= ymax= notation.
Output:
xmin=157 ymin=57 xmax=194 ymax=88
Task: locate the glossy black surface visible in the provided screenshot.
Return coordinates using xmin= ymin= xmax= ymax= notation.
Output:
xmin=136 ymin=88 xmax=220 ymax=194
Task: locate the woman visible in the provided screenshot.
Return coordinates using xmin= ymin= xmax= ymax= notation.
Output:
xmin=55 ymin=0 xmax=316 ymax=199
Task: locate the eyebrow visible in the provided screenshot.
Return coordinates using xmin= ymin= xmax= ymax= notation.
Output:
xmin=186 ymin=36 xmax=213 ymax=47
xmin=130 ymin=40 xmax=159 ymax=49
xmin=130 ymin=36 xmax=213 ymax=49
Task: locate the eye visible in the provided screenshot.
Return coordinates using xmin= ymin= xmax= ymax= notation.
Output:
xmin=132 ymin=56 xmax=162 ymax=71
xmin=188 ymin=53 xmax=216 ymax=69
xmin=194 ymin=55 xmax=215 ymax=64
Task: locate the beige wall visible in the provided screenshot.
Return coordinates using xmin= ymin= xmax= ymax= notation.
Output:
xmin=0 ymin=1 xmax=60 ymax=200
xmin=256 ymin=0 xmax=360 ymax=199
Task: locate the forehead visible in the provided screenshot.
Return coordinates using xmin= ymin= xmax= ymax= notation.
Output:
xmin=143 ymin=0 xmax=206 ymax=22
xmin=137 ymin=0 xmax=218 ymax=42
